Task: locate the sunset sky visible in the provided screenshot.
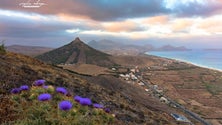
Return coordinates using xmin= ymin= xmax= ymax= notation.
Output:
xmin=0 ymin=0 xmax=222 ymax=48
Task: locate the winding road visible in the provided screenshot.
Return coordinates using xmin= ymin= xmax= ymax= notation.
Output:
xmin=137 ymin=73 xmax=211 ymax=125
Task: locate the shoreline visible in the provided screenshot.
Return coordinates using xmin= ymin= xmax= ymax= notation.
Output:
xmin=172 ymin=58 xmax=222 ymax=73
xmin=145 ymin=52 xmax=222 ymax=73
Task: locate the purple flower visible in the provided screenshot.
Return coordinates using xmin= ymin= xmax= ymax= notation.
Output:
xmin=79 ymin=98 xmax=92 ymax=106
xmin=10 ymin=88 xmax=20 ymax=94
xmin=56 ymin=87 xmax=68 ymax=95
xmin=59 ymin=100 xmax=72 ymax=111
xmin=38 ymin=93 xmax=51 ymax=101
xmin=93 ymin=103 xmax=104 ymax=109
xmin=34 ymin=79 xmax=45 ymax=86
xmin=43 ymin=85 xmax=48 ymax=89
xmin=20 ymin=85 xmax=29 ymax=91
xmin=74 ymin=95 xmax=82 ymax=102
xmin=104 ymin=108 xmax=111 ymax=113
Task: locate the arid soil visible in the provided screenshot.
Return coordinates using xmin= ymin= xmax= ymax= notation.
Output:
xmin=60 ymin=64 xmax=110 ymax=76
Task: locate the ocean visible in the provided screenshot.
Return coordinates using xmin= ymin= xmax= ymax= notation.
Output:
xmin=146 ymin=50 xmax=222 ymax=71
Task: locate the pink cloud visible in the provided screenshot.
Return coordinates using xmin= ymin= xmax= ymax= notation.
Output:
xmin=143 ymin=15 xmax=169 ymax=24
xmin=102 ymin=21 xmax=143 ymax=32
xmin=198 ymin=17 xmax=222 ymax=33
xmin=171 ymin=19 xmax=193 ymax=31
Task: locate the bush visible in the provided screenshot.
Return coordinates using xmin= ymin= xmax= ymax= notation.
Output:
xmin=0 ymin=41 xmax=6 ymax=54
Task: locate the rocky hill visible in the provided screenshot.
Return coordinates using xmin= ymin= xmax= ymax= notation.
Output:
xmin=36 ymin=38 xmax=116 ymax=67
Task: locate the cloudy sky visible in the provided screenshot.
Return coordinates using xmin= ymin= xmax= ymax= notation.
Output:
xmin=0 ymin=0 xmax=222 ymax=48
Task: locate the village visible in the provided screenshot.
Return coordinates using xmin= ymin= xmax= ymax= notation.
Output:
xmin=113 ymin=66 xmax=200 ymax=125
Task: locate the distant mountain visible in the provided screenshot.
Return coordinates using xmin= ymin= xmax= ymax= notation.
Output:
xmin=155 ymin=45 xmax=191 ymax=51
xmin=88 ymin=39 xmax=154 ymax=55
xmin=88 ymin=39 xmax=191 ymax=55
xmin=204 ymin=48 xmax=222 ymax=51
xmin=88 ymin=39 xmax=123 ymax=50
xmin=36 ymin=37 xmax=116 ymax=67
xmin=6 ymin=45 xmax=53 ymax=56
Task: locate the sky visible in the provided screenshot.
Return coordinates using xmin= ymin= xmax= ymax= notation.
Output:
xmin=0 ymin=0 xmax=222 ymax=48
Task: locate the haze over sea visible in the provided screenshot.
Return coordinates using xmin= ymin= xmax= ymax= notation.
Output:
xmin=146 ymin=50 xmax=222 ymax=71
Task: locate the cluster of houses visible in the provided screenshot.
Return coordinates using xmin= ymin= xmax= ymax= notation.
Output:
xmin=118 ymin=67 xmax=166 ymax=95
xmin=119 ymin=73 xmax=138 ymax=81
xmin=118 ymin=67 xmax=167 ymax=99
xmin=118 ymin=67 xmax=142 ymax=84
xmin=116 ymin=66 xmax=192 ymax=124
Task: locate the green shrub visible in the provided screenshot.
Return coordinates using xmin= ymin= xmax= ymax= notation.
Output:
xmin=0 ymin=42 xmax=6 ymax=54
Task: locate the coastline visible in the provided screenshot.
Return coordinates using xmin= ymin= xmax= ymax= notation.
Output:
xmin=172 ymin=58 xmax=222 ymax=73
xmin=145 ymin=52 xmax=222 ymax=73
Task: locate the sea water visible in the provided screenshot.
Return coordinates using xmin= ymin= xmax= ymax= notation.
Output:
xmin=146 ymin=50 xmax=222 ymax=71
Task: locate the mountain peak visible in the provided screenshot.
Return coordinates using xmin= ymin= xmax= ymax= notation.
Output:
xmin=71 ymin=37 xmax=82 ymax=44
xmin=36 ymin=38 xmax=115 ymax=67
xmin=75 ymin=37 xmax=80 ymax=41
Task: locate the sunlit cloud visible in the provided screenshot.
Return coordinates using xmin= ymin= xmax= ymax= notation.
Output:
xmin=170 ymin=18 xmax=194 ymax=32
xmin=56 ymin=13 xmax=90 ymax=23
xmin=101 ymin=20 xmax=144 ymax=32
xmin=197 ymin=15 xmax=222 ymax=33
xmin=142 ymin=15 xmax=170 ymax=24
xmin=66 ymin=29 xmax=80 ymax=34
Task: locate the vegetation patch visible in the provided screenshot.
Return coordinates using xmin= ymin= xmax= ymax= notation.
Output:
xmin=204 ymin=83 xmax=221 ymax=95
xmin=1 ymin=80 xmax=114 ymax=125
xmin=0 ymin=42 xmax=6 ymax=55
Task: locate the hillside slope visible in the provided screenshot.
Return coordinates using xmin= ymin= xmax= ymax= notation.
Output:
xmin=0 ymin=52 xmax=177 ymax=124
xmin=7 ymin=45 xmax=53 ymax=56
